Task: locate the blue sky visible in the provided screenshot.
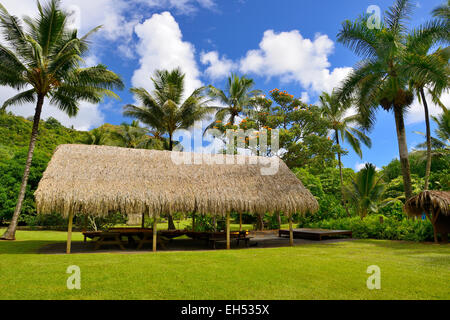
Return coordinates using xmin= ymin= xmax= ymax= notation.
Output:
xmin=1 ymin=0 xmax=447 ymax=171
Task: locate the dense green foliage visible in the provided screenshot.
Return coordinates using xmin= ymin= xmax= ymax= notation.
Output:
xmin=0 ymin=112 xmax=88 ymax=224
xmin=299 ymin=215 xmax=434 ymax=242
xmin=0 ymin=112 xmax=160 ymax=225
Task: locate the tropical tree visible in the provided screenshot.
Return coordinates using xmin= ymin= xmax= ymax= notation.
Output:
xmin=123 ymin=68 xmax=216 ymax=229
xmin=337 ymin=0 xmax=422 ymax=201
xmin=84 ymin=128 xmax=110 ymax=145
xmin=406 ymin=15 xmax=449 ymax=190
xmin=415 ymin=106 xmax=450 ymax=152
xmin=344 ymin=163 xmax=385 ymax=219
xmin=319 ymin=91 xmax=372 ymax=216
xmin=206 ymin=74 xmax=261 ymax=130
xmin=109 ymin=121 xmax=155 ymax=149
xmin=0 ymin=0 xmax=124 ymax=240
xmin=124 ymin=68 xmax=216 ymax=151
xmin=432 ymin=0 xmax=450 ymax=23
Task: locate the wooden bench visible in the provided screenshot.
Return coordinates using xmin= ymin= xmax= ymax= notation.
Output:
xmin=279 ymin=228 xmax=352 ymax=241
xmin=108 ymin=228 xmax=167 ymax=250
xmin=83 ymin=231 xmax=126 ymax=250
xmin=208 ymin=231 xmax=253 ymax=249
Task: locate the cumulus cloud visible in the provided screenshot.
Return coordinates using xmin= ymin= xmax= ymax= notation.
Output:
xmin=200 ymin=51 xmax=237 ymax=79
xmin=240 ymin=30 xmax=352 ymax=94
xmin=132 ymin=11 xmax=203 ymax=97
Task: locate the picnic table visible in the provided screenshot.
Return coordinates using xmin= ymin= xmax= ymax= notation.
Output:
xmin=83 ymin=228 xmax=170 ymax=250
xmin=186 ymin=231 xmax=253 ymax=249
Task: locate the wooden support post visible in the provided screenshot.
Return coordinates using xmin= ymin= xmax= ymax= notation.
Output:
xmin=226 ymin=212 xmax=230 ymax=250
xmin=141 ymin=212 xmax=145 ymax=228
xmin=67 ymin=212 xmax=74 ymax=254
xmin=153 ymin=218 xmax=157 ymax=252
xmin=239 ymin=212 xmax=242 ymax=232
xmin=289 ymin=214 xmax=294 ymax=247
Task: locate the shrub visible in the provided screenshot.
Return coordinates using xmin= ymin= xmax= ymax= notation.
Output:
xmin=299 ymin=215 xmax=434 ymax=242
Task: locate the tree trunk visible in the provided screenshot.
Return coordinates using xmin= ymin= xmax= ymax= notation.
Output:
xmin=335 ymin=131 xmax=351 ymax=217
xmin=169 ymin=132 xmax=173 ymax=151
xmin=420 ymin=88 xmax=432 ymax=191
xmin=276 ymin=212 xmax=281 ymax=229
xmin=1 ymin=95 xmax=44 ymax=240
xmin=168 ymin=214 xmax=176 ymax=230
xmin=393 ymin=107 xmax=413 ymax=201
xmin=257 ymin=214 xmax=264 ymax=231
xmin=165 ymin=131 xmax=177 ymax=230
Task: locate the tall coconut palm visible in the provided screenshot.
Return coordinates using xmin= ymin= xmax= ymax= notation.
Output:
xmin=319 ymin=91 xmax=372 ymax=216
xmin=123 ymin=68 xmax=216 ymax=230
xmin=124 ymin=68 xmax=216 ymax=151
xmin=344 ymin=163 xmax=385 ymax=219
xmin=206 ymin=74 xmax=261 ymax=130
xmin=0 ymin=0 xmax=124 ymax=240
xmin=406 ymin=42 xmax=449 ymax=190
xmin=337 ymin=0 xmax=419 ymax=201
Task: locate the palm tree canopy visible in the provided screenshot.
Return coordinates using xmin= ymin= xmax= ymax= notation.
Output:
xmin=336 ymin=0 xmax=421 ymax=128
xmin=319 ymin=91 xmax=372 ymax=158
xmin=0 ymin=0 xmax=124 ymax=115
xmin=124 ymin=68 xmax=217 ymax=147
xmin=206 ymin=73 xmax=261 ymax=130
xmin=344 ymin=163 xmax=385 ymax=218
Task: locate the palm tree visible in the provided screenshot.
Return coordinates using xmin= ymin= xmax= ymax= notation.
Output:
xmin=84 ymin=128 xmax=110 ymax=145
xmin=124 ymin=68 xmax=216 ymax=151
xmin=337 ymin=0 xmax=419 ymax=201
xmin=206 ymin=74 xmax=261 ymax=130
xmin=0 ymin=0 xmax=124 ymax=240
xmin=344 ymin=163 xmax=385 ymax=219
xmin=415 ymin=106 xmax=450 ymax=151
xmin=123 ymin=68 xmax=216 ymax=230
xmin=406 ymin=14 xmax=449 ymax=190
xmin=319 ymin=91 xmax=372 ymax=216
xmin=432 ymin=0 xmax=450 ymax=23
xmin=110 ymin=122 xmax=152 ymax=149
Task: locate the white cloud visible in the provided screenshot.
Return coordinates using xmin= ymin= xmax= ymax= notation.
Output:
xmin=240 ymin=30 xmax=352 ymax=94
xmin=132 ymin=11 xmax=203 ymax=97
xmin=406 ymin=91 xmax=448 ymax=125
xmin=300 ymin=92 xmax=310 ymax=103
xmin=200 ymin=51 xmax=236 ymax=79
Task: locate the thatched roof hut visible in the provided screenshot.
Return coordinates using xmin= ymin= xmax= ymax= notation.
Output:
xmin=404 ymin=191 xmax=450 ymax=217
xmin=405 ymin=190 xmax=450 ymax=243
xmin=35 ymin=144 xmax=318 ymax=219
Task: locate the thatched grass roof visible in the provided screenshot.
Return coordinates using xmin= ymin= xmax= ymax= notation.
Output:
xmin=35 ymin=144 xmax=318 ymax=218
xmin=405 ymin=191 xmax=450 ymax=217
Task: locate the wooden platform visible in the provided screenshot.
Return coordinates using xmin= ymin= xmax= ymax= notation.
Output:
xmin=279 ymin=228 xmax=352 ymax=241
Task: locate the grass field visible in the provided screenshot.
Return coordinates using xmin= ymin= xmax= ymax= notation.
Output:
xmin=0 ymin=229 xmax=449 ymax=300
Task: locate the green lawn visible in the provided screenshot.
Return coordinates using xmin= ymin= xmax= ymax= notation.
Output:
xmin=0 ymin=229 xmax=449 ymax=300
